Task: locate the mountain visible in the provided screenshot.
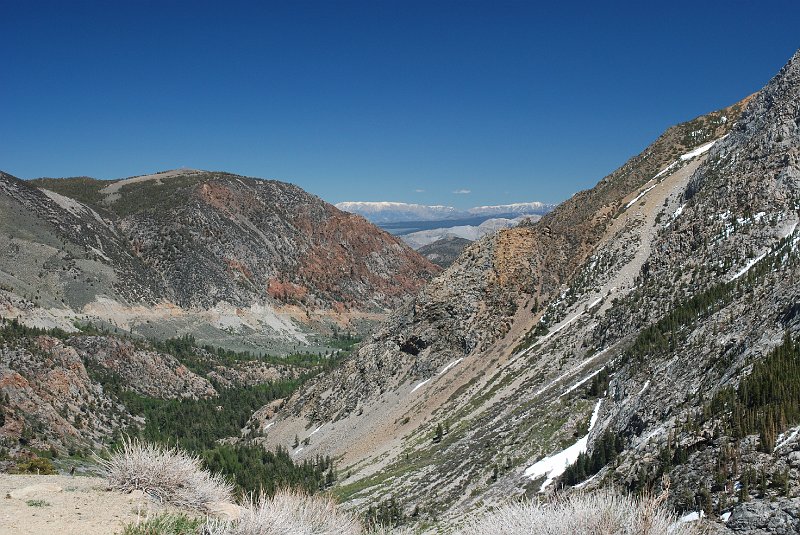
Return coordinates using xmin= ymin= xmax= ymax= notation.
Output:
xmin=334 ymin=201 xmax=555 ymax=224
xmin=333 ymin=202 xmax=461 ymax=223
xmin=337 ymin=200 xmax=552 ymax=266
xmin=259 ymin=51 xmax=800 ymax=531
xmin=416 ymin=236 xmax=473 ymax=268
xmin=400 ymin=215 xmax=540 ymax=250
xmin=0 ymin=170 xmax=440 ymax=353
xmin=467 ymin=201 xmax=554 ymax=217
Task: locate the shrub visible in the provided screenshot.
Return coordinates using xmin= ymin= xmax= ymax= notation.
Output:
xmin=97 ymin=437 xmax=232 ymax=511
xmin=204 ymin=489 xmax=362 ymax=535
xmin=14 ymin=457 xmax=57 ymax=475
xmin=122 ymin=513 xmax=202 ymax=535
xmin=455 ymin=488 xmax=699 ymax=535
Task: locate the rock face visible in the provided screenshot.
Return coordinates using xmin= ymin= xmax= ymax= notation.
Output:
xmin=68 ymin=336 xmax=216 ymax=400
xmin=725 ymin=499 xmax=800 ymax=534
xmin=416 ymin=236 xmax=472 ymax=268
xmin=0 ymin=332 xmax=217 ymax=452
xmin=0 ymin=335 xmax=131 ymax=452
xmin=0 ymin=170 xmax=440 ymax=351
xmin=259 ymin=50 xmax=800 ymax=533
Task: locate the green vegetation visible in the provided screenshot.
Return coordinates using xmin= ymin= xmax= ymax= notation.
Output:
xmin=364 ymin=496 xmax=405 ymax=530
xmin=624 ymin=281 xmax=733 ymax=361
xmin=88 ymin=332 xmax=351 ymax=497
xmin=102 ymin=172 xmax=210 ymax=217
xmin=14 ymin=457 xmax=57 ymax=475
xmin=25 ymin=499 xmax=50 ymax=507
xmin=92 ymin=376 xmax=336 ymax=497
xmin=121 ymin=513 xmax=202 ymax=535
xmin=561 ymin=430 xmax=624 ymax=487
xmin=0 ymin=316 xmax=354 ymax=499
xmin=112 ymin=382 xmax=298 ymax=452
xmin=709 ymin=334 xmax=800 ymax=451
xmin=203 ymin=445 xmax=335 ymax=496
xmin=0 ymin=317 xmax=71 ymax=344
xmin=152 ymin=333 xmax=353 ymax=376
xmin=29 ymin=177 xmax=108 ymax=207
xmin=587 ymin=368 xmax=609 ymax=397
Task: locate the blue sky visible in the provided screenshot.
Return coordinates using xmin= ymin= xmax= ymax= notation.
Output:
xmin=1 ymin=1 xmax=798 ymax=208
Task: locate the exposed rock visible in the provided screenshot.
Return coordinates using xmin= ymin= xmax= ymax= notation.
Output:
xmin=0 ymin=170 xmax=440 ymax=352
xmin=416 ymin=236 xmax=472 ymax=268
xmin=68 ymin=336 xmax=215 ymax=400
xmin=0 ymin=335 xmax=130 ymax=452
xmin=725 ymin=499 xmax=800 ymax=534
xmin=258 ymin=50 xmax=800 ymax=534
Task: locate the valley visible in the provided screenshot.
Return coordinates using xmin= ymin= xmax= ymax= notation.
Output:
xmin=1 ymin=35 xmax=799 ymax=535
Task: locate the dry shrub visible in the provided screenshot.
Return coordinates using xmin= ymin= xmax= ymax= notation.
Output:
xmin=455 ymin=487 xmax=700 ymax=535
xmin=98 ymin=437 xmax=233 ymax=511
xmin=204 ymin=488 xmax=362 ymax=535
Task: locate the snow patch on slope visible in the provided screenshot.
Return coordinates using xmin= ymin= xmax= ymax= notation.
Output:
xmin=680 ymin=136 xmax=725 ymax=160
xmin=625 ymin=183 xmax=658 ymax=209
xmin=775 ymin=425 xmax=800 ymax=450
xmin=524 ymin=398 xmax=603 ymax=492
xmin=439 ymin=358 xmax=463 ymax=376
xmin=559 ymin=368 xmax=604 ymax=398
xmin=410 ymin=379 xmax=431 ymax=394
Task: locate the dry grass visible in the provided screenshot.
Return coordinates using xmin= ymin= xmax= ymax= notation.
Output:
xmin=455 ymin=487 xmax=700 ymax=535
xmin=97 ymin=439 xmax=701 ymax=535
xmin=97 ymin=437 xmax=233 ymax=511
xmin=204 ymin=488 xmax=362 ymax=535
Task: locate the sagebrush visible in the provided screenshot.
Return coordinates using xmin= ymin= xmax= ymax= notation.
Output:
xmin=122 ymin=512 xmax=202 ymax=535
xmin=455 ymin=487 xmax=699 ymax=535
xmin=203 ymin=488 xmax=362 ymax=535
xmin=98 ymin=437 xmax=233 ymax=511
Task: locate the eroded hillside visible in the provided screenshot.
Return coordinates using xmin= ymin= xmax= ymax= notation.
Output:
xmin=258 ymin=51 xmax=800 ymax=533
xmin=0 ymin=170 xmax=439 ymax=353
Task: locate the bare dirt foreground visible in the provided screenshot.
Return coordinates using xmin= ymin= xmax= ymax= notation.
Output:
xmin=0 ymin=474 xmax=196 ymax=535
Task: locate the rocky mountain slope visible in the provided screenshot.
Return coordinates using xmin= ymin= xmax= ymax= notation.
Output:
xmin=258 ymin=51 xmax=800 ymax=532
xmin=416 ymin=236 xmax=473 ymax=268
xmin=0 ymin=317 xmax=308 ymax=457
xmin=0 ymin=170 xmax=439 ymax=353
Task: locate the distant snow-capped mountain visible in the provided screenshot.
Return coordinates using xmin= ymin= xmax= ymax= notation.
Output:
xmin=334 ymin=202 xmax=459 ymax=222
xmin=467 ymin=201 xmax=553 ymax=216
xmin=401 ymin=215 xmax=540 ymax=249
xmin=335 ymin=200 xmax=554 ymax=223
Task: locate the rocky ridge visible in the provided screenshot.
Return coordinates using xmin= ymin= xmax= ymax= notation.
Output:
xmin=0 ymin=328 xmax=218 ymax=455
xmin=258 ymin=50 xmax=800 ymax=534
xmin=0 ymin=170 xmax=439 ymax=353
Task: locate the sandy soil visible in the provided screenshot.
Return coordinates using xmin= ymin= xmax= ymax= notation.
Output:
xmin=0 ymin=474 xmax=194 ymax=535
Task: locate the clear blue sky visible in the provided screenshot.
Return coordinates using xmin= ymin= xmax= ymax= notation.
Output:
xmin=1 ymin=1 xmax=798 ymax=208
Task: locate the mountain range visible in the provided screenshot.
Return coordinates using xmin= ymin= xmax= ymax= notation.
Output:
xmin=256 ymin=50 xmax=800 ymax=532
xmin=2 ymin=48 xmax=800 ymax=535
xmin=0 ymin=169 xmax=440 ymax=354
xmin=334 ymin=201 xmax=554 ymax=224
xmin=336 ymin=201 xmax=554 ymax=267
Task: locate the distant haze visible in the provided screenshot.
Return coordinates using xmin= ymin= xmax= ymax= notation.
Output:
xmin=336 ymin=201 xmax=554 ymax=224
